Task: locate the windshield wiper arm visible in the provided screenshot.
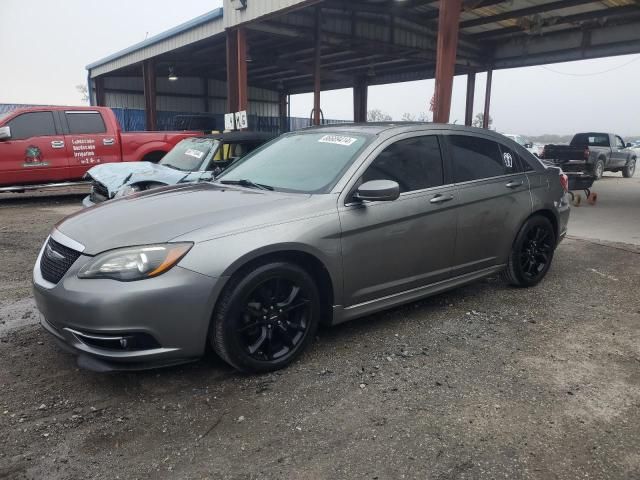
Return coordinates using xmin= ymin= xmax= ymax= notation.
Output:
xmin=219 ymin=179 xmax=274 ymax=191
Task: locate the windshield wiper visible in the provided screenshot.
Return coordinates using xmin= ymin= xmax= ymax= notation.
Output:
xmin=219 ymin=179 xmax=274 ymax=191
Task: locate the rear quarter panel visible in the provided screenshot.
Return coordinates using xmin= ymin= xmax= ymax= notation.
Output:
xmin=528 ymin=169 xmax=570 ymax=242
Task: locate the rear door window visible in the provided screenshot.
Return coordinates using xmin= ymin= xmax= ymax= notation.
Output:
xmin=7 ymin=112 xmax=57 ymax=140
xmin=448 ymin=135 xmax=507 ymax=182
xmin=498 ymin=143 xmax=525 ymax=174
xmin=362 ymin=135 xmax=444 ymax=193
xmin=65 ymin=111 xmax=107 ymax=134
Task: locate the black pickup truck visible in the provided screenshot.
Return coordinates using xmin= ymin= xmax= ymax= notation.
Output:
xmin=541 ymin=132 xmax=637 ymax=179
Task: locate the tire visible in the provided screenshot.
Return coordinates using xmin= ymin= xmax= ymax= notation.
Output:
xmin=593 ymin=158 xmax=605 ymax=180
xmin=623 ymin=158 xmax=636 ymax=178
xmin=503 ymin=215 xmax=556 ymax=288
xmin=211 ymin=261 xmax=321 ymax=373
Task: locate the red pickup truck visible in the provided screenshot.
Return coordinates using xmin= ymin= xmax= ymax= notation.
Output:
xmin=0 ymin=106 xmax=199 ymax=192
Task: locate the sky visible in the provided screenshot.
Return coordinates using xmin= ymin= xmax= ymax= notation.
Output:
xmin=2 ymin=0 xmax=639 ymax=137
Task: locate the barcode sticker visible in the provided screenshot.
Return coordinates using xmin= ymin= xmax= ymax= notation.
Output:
xmin=318 ymin=135 xmax=358 ymax=147
xmin=184 ymin=149 xmax=204 ymax=159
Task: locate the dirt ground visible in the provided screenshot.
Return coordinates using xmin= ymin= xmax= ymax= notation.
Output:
xmin=1 ymin=190 xmax=639 ymax=480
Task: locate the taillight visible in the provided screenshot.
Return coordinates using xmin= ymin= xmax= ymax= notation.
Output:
xmin=584 ymin=147 xmax=590 ymax=160
xmin=560 ymin=173 xmax=569 ymax=192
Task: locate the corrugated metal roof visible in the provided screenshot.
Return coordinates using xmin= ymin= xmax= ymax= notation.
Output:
xmin=87 ymin=8 xmax=224 ymax=76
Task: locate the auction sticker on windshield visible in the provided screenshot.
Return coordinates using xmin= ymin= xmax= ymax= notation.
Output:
xmin=318 ymin=135 xmax=358 ymax=147
xmin=185 ymin=149 xmax=205 ymax=159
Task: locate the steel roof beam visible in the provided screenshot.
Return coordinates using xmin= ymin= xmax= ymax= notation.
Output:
xmin=469 ymin=5 xmax=640 ymax=40
xmin=461 ymin=0 xmax=599 ymax=28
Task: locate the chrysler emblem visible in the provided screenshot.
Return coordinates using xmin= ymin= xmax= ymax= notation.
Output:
xmin=45 ymin=243 xmax=65 ymax=261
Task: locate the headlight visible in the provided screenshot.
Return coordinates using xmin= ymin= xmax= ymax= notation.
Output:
xmin=78 ymin=243 xmax=192 ymax=281
xmin=114 ymin=184 xmax=141 ymax=198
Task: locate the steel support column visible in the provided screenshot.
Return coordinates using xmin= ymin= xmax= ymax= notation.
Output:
xmin=142 ymin=59 xmax=157 ymax=131
xmin=226 ymin=30 xmax=239 ymax=113
xmin=483 ymin=69 xmax=493 ymax=129
xmin=237 ymin=27 xmax=249 ymax=115
xmin=465 ymin=71 xmax=475 ymax=126
xmin=313 ymin=7 xmax=322 ymax=126
xmin=94 ymin=76 xmax=106 ymax=106
xmin=433 ymin=0 xmax=462 ymax=124
xmin=353 ymin=78 xmax=368 ymax=123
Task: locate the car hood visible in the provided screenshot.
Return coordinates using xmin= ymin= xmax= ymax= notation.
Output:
xmin=56 ymin=183 xmax=318 ymax=255
xmin=86 ymin=162 xmax=189 ymax=193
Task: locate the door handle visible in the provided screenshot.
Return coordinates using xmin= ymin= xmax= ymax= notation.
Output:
xmin=505 ymin=180 xmax=524 ymax=189
xmin=51 ymin=140 xmax=65 ymax=149
xmin=103 ymin=138 xmax=115 ymax=146
xmin=430 ymin=194 xmax=454 ymax=204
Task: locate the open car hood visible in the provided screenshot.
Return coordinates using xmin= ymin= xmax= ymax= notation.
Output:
xmin=85 ymin=162 xmax=190 ymax=194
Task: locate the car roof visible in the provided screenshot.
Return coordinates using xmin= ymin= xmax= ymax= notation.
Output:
xmin=298 ymin=122 xmax=515 ymax=142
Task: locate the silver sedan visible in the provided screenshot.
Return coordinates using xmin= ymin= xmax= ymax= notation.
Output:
xmin=33 ymin=124 xmax=570 ymax=373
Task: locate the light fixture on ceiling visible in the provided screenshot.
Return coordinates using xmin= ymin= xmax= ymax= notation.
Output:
xmin=168 ymin=67 xmax=178 ymax=81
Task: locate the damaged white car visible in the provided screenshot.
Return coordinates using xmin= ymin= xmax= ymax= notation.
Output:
xmin=83 ymin=132 xmax=274 ymax=207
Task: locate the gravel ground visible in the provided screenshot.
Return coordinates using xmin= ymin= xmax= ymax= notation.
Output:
xmin=1 ymin=191 xmax=639 ymax=480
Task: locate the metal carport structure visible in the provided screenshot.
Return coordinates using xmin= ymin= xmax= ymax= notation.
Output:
xmin=86 ymin=0 xmax=640 ymax=132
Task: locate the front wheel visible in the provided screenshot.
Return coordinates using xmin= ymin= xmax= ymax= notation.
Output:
xmin=211 ymin=261 xmax=320 ymax=373
xmin=622 ymin=158 xmax=636 ymax=178
xmin=503 ymin=216 xmax=556 ymax=288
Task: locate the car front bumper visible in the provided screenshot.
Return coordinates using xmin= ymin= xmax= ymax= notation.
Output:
xmin=33 ymin=242 xmax=222 ymax=371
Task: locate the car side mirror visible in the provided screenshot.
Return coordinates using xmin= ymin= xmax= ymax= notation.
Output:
xmin=0 ymin=126 xmax=11 ymax=141
xmin=626 ymin=142 xmax=633 ymax=148
xmin=353 ymin=180 xmax=400 ymax=202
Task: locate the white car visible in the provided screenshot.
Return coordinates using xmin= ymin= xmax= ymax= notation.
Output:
xmin=504 ymin=134 xmax=542 ymax=157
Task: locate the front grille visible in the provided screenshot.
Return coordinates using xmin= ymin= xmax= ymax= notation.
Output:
xmin=90 ymin=181 xmax=109 ymax=203
xmin=40 ymin=238 xmax=82 ymax=284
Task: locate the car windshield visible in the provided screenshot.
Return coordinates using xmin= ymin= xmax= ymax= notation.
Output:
xmin=0 ymin=111 xmax=10 ymax=122
xmin=571 ymin=134 xmax=610 ymax=147
xmin=217 ymin=132 xmax=370 ymax=193
xmin=159 ymin=138 xmax=218 ymax=171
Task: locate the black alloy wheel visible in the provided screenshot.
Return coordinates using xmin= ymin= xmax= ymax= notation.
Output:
xmin=239 ymin=277 xmax=310 ymax=362
xmin=212 ymin=261 xmax=320 ymax=373
xmin=503 ymin=216 xmax=556 ymax=287
xmin=520 ymin=225 xmax=553 ymax=281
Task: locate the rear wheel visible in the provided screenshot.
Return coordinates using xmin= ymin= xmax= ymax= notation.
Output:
xmin=503 ymin=216 xmax=556 ymax=288
xmin=623 ymin=158 xmax=636 ymax=178
xmin=593 ymin=158 xmax=605 ymax=180
xmin=211 ymin=261 xmax=320 ymax=373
